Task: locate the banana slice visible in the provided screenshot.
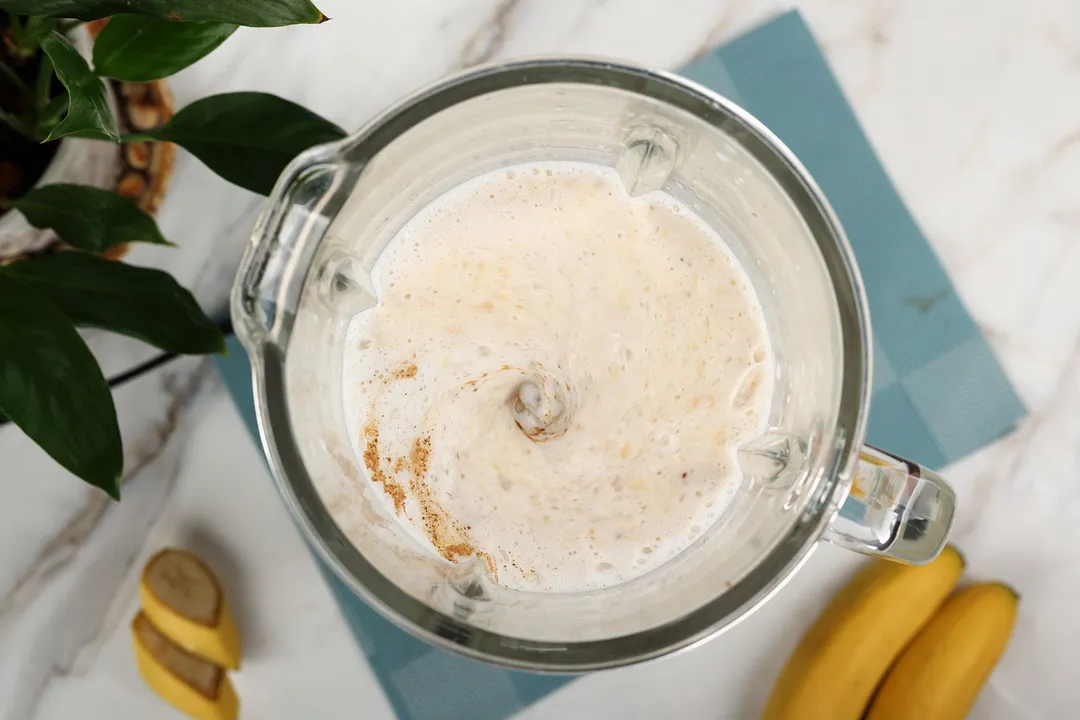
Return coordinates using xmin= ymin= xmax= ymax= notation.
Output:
xmin=140 ymin=548 xmax=241 ymax=669
xmin=132 ymin=612 xmax=239 ymax=720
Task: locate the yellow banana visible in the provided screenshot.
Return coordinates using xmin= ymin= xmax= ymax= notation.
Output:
xmin=866 ymin=582 xmax=1019 ymax=720
xmin=762 ymin=546 xmax=964 ymax=720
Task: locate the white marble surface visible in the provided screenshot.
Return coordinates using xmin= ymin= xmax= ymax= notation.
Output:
xmin=2 ymin=0 xmax=1079 ymax=717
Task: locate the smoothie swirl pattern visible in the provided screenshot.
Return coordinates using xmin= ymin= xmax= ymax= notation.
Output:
xmin=343 ymin=162 xmax=773 ymax=592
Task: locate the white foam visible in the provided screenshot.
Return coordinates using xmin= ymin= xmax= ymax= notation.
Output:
xmin=341 ymin=162 xmax=773 ymax=593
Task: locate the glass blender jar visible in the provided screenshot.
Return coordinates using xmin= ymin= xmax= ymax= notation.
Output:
xmin=231 ymin=58 xmax=956 ymax=671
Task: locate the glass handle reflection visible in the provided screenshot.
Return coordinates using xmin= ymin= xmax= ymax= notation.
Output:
xmin=823 ymin=445 xmax=956 ymax=564
xmin=232 ymin=149 xmax=344 ymax=350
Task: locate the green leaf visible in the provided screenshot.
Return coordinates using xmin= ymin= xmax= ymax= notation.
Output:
xmin=129 ymin=92 xmax=345 ymax=196
xmin=93 ymin=16 xmax=237 ymax=82
xmin=0 ymin=1 xmax=326 ymax=27
xmin=0 ymin=273 xmax=122 ymax=498
xmin=38 ymin=31 xmax=119 ymax=142
xmin=2 ymin=253 xmax=225 ymax=355
xmin=24 ymin=16 xmax=63 ymax=42
xmin=9 ymin=184 xmax=170 ymax=253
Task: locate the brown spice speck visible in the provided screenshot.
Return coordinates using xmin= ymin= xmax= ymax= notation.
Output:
xmin=390 ymin=364 xmax=418 ymax=381
xmin=362 ymin=421 xmax=406 ymax=514
xmin=444 ymin=543 xmax=475 ymax=560
xmin=477 ymin=551 xmax=497 ymax=577
xmin=404 ymin=434 xmax=498 ymax=582
xmin=410 ymin=436 xmax=431 ymax=477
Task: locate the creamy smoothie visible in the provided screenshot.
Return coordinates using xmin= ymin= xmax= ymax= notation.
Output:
xmin=342 ymin=161 xmax=773 ymax=593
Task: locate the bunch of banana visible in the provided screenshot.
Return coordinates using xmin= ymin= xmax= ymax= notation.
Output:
xmin=763 ymin=546 xmax=1018 ymax=720
xmin=131 ymin=548 xmax=242 ymax=720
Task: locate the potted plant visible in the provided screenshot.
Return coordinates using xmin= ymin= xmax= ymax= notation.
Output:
xmin=0 ymin=1 xmax=346 ymax=499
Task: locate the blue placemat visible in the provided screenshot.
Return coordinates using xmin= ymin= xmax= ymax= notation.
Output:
xmin=685 ymin=10 xmax=1025 ymax=468
xmin=216 ymin=10 xmax=1025 ymax=719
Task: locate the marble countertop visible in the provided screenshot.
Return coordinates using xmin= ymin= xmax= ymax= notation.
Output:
xmin=3 ymin=0 xmax=1079 ymax=717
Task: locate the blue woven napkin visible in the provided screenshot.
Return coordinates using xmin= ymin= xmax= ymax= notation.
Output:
xmin=216 ymin=10 xmax=1024 ymax=719
xmin=685 ymin=11 xmax=1024 ymax=468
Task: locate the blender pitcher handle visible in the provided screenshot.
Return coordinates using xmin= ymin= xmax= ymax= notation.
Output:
xmin=823 ymin=446 xmax=956 ymax=564
xmin=231 ymin=144 xmax=349 ymax=350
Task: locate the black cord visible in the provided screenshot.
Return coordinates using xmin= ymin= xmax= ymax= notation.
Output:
xmin=0 ymin=317 xmax=234 ymax=429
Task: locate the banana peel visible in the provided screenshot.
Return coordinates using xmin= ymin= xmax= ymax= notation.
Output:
xmin=132 ymin=611 xmax=239 ymax=720
xmin=762 ymin=546 xmax=965 ymax=720
xmin=140 ymin=548 xmax=241 ymax=670
xmin=866 ymin=582 xmax=1019 ymax=720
